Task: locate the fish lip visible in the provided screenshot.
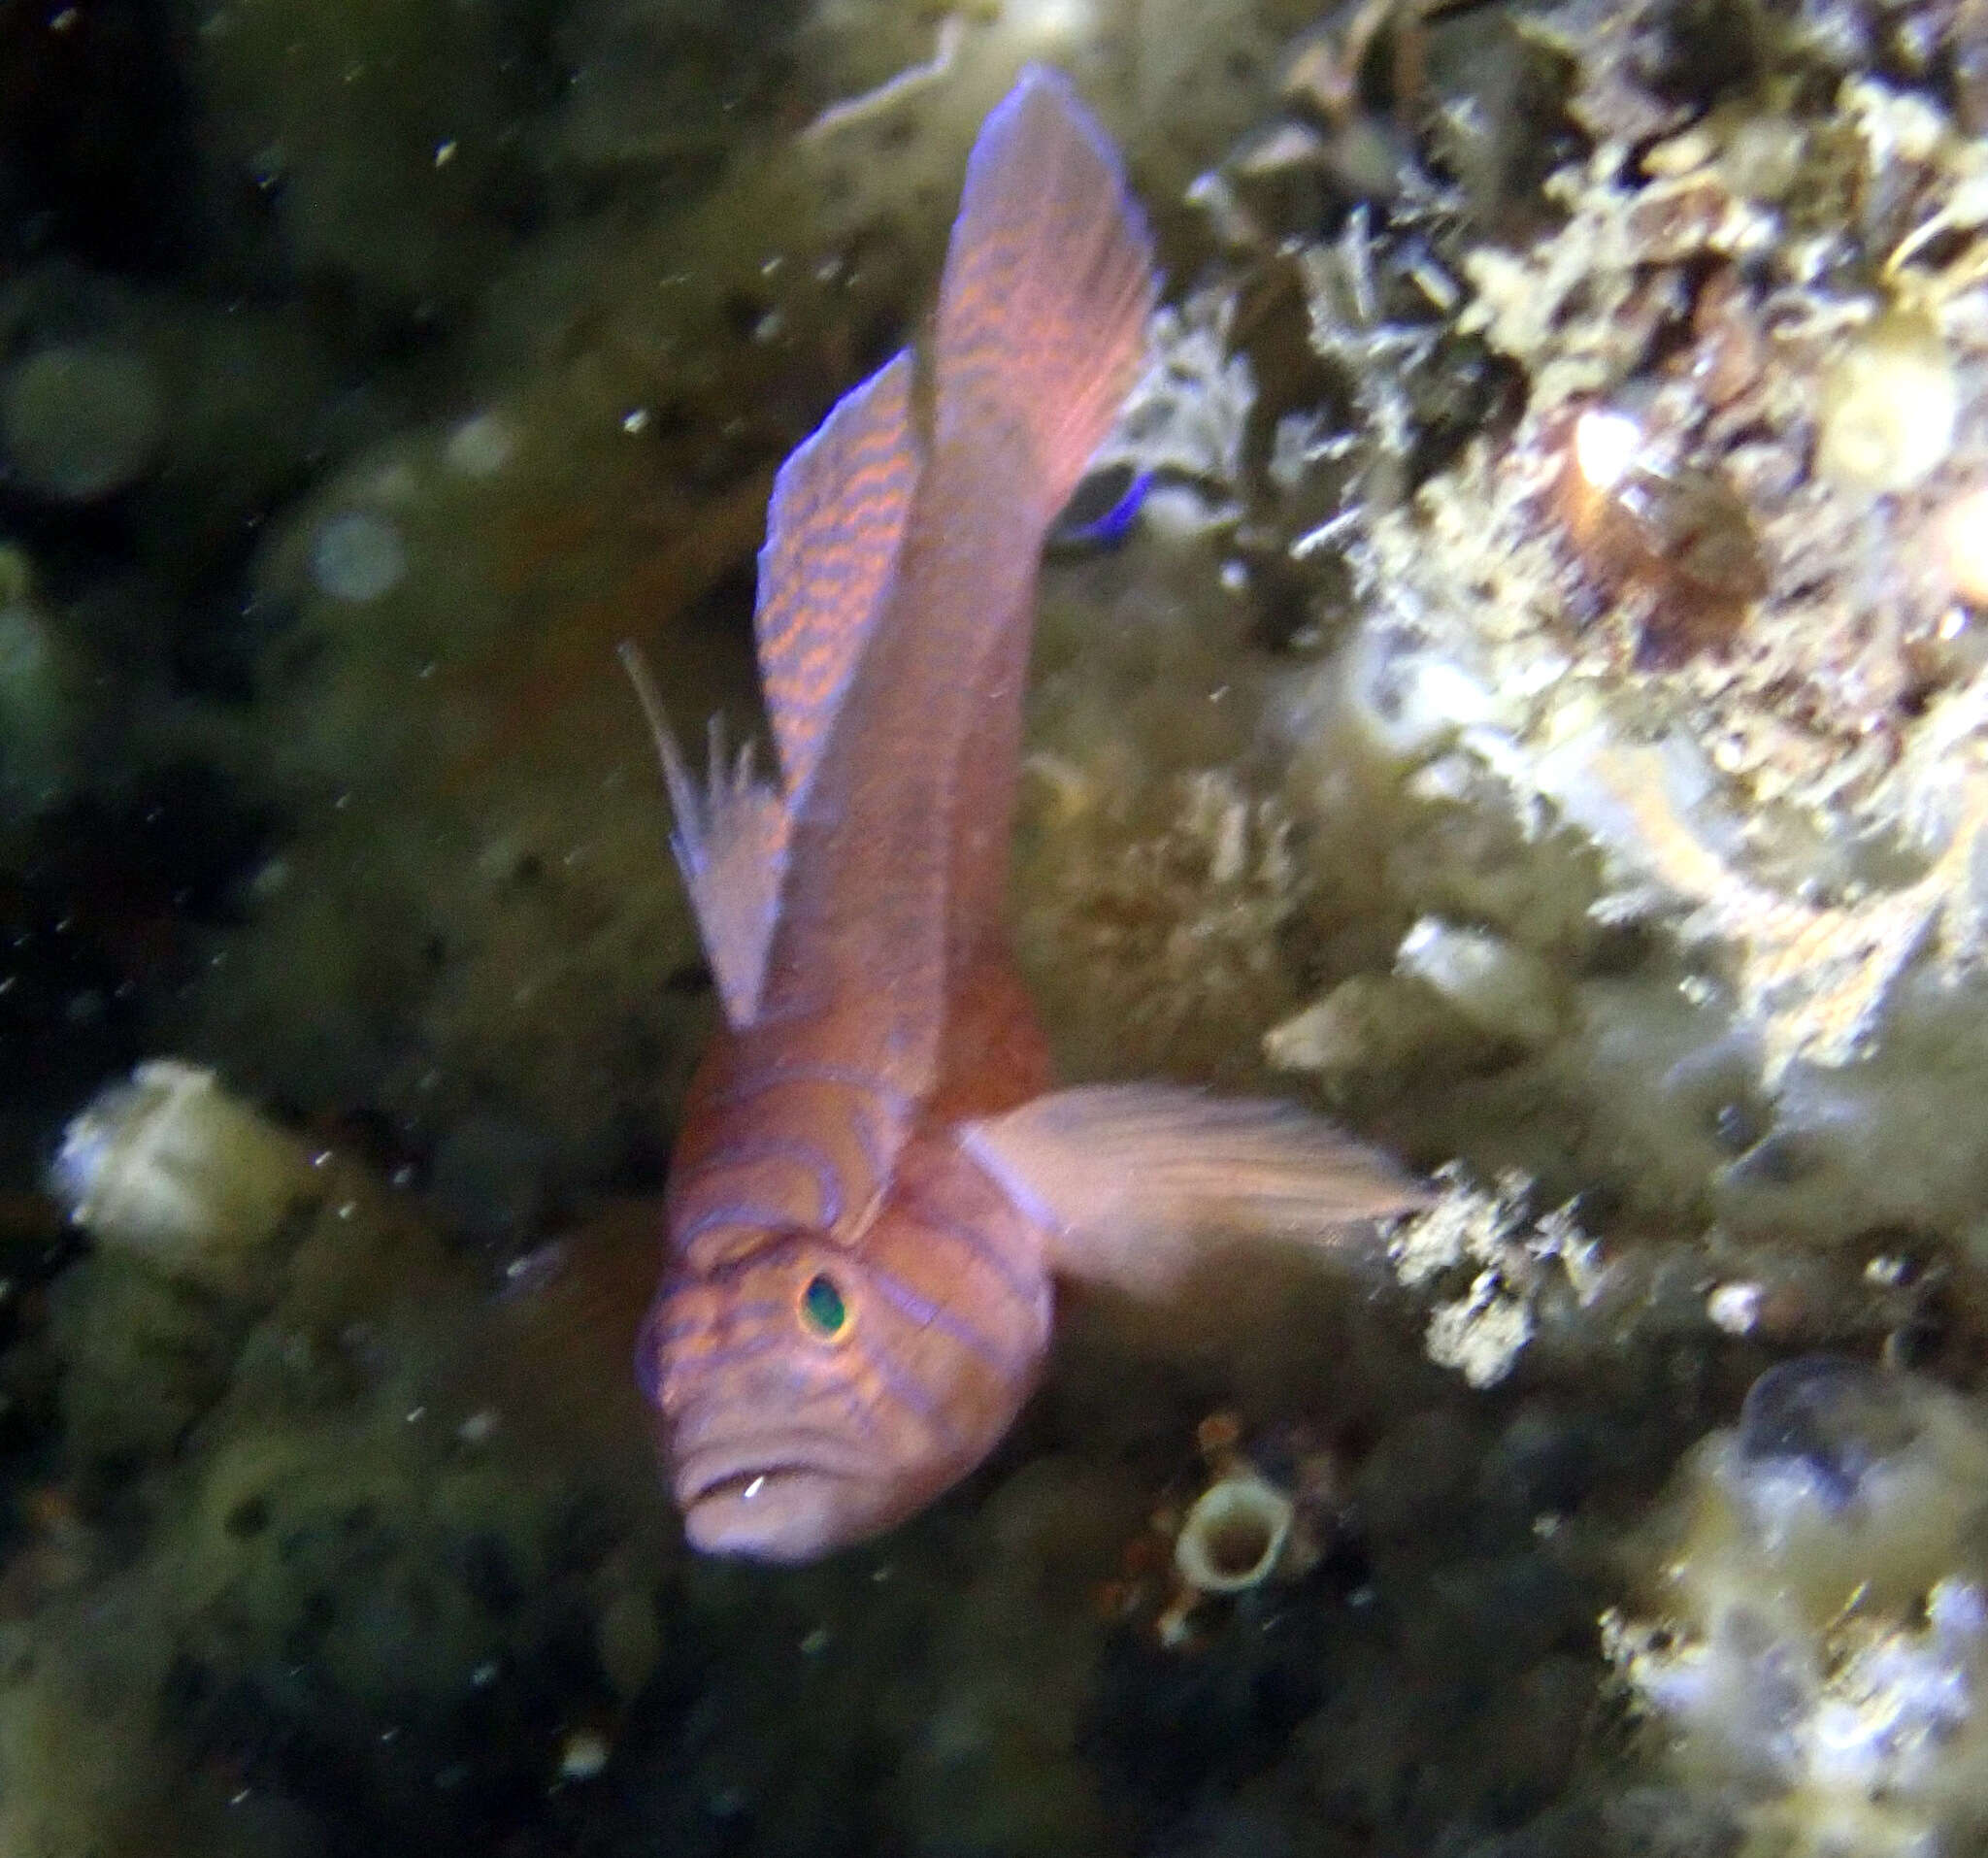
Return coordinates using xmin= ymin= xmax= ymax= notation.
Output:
xmin=673 ymin=1444 xmax=891 ymax=1561
xmin=671 ymin=1430 xmax=875 ymax=1510
xmin=679 ymin=1462 xmax=834 ymax=1511
xmin=679 ymin=1462 xmax=880 ymax=1563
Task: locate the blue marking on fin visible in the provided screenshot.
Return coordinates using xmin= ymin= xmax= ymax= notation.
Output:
xmin=1049 ymin=463 xmax=1151 ymax=551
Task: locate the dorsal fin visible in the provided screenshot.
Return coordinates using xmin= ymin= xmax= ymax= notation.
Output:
xmin=754 ymin=350 xmax=920 ymax=804
xmin=747 ymin=67 xmax=1155 ymax=1093
xmin=618 ymin=355 xmax=919 ymax=1029
xmin=619 ymin=647 xmax=788 ymax=1028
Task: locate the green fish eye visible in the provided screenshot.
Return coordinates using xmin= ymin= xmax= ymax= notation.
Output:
xmin=800 ymin=1273 xmax=847 ymax=1338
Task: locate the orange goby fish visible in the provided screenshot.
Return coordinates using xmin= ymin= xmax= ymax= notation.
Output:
xmin=626 ymin=68 xmax=1428 ymax=1563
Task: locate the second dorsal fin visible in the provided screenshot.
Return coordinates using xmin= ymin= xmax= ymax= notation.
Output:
xmin=754 ymin=349 xmax=921 ymax=804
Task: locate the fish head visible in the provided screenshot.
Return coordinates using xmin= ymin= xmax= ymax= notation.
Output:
xmin=644 ymin=1181 xmax=1051 ymax=1563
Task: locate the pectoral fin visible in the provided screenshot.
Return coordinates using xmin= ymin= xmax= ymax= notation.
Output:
xmin=959 ymin=1082 xmax=1432 ymax=1299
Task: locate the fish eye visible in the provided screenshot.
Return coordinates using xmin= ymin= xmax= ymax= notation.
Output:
xmin=798 ymin=1272 xmax=849 ymax=1340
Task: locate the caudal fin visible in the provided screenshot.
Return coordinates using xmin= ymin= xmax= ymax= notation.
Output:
xmin=933 ymin=66 xmax=1156 ymax=518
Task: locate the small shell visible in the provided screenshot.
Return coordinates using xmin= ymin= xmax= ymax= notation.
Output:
xmin=50 ymin=1060 xmax=321 ymax=1292
xmin=1173 ymin=1473 xmax=1294 ymax=1594
xmin=1556 ymin=404 xmax=1765 ymax=663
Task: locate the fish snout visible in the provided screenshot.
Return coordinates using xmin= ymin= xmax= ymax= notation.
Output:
xmin=635 ymin=1277 xmax=744 ymax=1416
xmin=650 ymin=1327 xmax=759 ymax=1419
xmin=654 ymin=1353 xmax=697 ymax=1418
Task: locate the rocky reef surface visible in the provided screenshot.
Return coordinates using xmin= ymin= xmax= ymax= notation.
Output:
xmin=5 ymin=0 xmax=1988 ymax=1853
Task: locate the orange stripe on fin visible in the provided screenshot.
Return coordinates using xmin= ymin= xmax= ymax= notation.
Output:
xmin=933 ymin=66 xmax=1156 ymax=519
xmin=754 ymin=350 xmax=921 ymax=804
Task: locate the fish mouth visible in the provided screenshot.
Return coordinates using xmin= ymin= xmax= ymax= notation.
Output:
xmin=672 ymin=1426 xmax=875 ymax=1499
xmin=677 ymin=1461 xmax=880 ymax=1564
xmin=676 ymin=1455 xmax=839 ymax=1510
xmin=672 ymin=1434 xmax=889 ymax=1563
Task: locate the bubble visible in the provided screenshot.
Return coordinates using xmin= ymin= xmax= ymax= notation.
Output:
xmin=2 ymin=342 xmax=163 ymax=501
xmin=312 ymin=511 xmax=408 ymax=604
xmin=1738 ymin=1355 xmax=1919 ymax=1510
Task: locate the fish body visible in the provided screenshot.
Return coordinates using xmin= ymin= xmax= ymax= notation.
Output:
xmin=636 ymin=69 xmax=1428 ymax=1564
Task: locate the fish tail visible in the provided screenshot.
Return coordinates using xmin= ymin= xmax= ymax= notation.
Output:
xmin=933 ymin=65 xmax=1156 ymax=519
